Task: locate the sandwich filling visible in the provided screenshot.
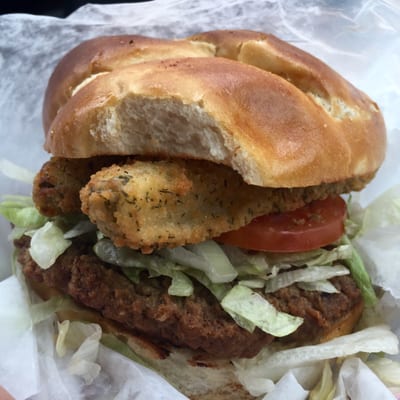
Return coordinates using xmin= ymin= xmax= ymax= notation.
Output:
xmin=2 ymin=156 xmax=375 ymax=358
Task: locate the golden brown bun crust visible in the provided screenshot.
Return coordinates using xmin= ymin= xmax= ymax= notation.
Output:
xmin=26 ymin=276 xmax=363 ymax=400
xmin=190 ymin=30 xmax=365 ymax=107
xmin=43 ymin=35 xmax=215 ymax=133
xmin=44 ymin=30 xmax=386 ymax=188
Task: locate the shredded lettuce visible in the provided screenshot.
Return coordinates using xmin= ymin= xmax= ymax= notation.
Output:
xmin=94 ymin=238 xmax=148 ymax=268
xmin=29 ymin=221 xmax=71 ymax=269
xmin=221 ymin=285 xmax=303 ymax=336
xmin=0 ymin=195 xmax=47 ymax=229
xmin=348 ymin=186 xmax=400 ymax=303
xmin=234 ymin=325 xmax=399 ymax=394
xmin=2 ymin=194 xmax=34 ymax=207
xmin=309 ymin=361 xmax=335 ymax=400
xmin=122 ymin=267 xmax=143 ymax=284
xmin=366 ymin=357 xmax=400 ymax=388
xmin=266 ymin=245 xmax=352 ymax=268
xmin=341 ymin=235 xmax=377 ymax=306
xmin=238 ymin=279 xmax=266 ymax=289
xmin=95 ymin=239 xmax=232 ymax=299
xmin=56 ymin=321 xmax=102 ymax=384
xmin=167 ymin=271 xmax=194 ymax=296
xmin=93 ymin=233 xmax=370 ymax=324
xmin=222 ymin=245 xmax=277 ymax=278
xmin=160 ymin=240 xmax=237 ymax=283
xmin=0 ymin=196 xmax=95 ymax=269
xmin=8 ymin=226 xmax=30 ymax=240
xmin=260 ymin=239 xmax=376 ymax=305
xmin=297 ymin=280 xmax=339 ymax=294
xmin=30 ymin=295 xmax=80 ymax=324
xmin=159 ymin=246 xmax=209 ymax=270
xmin=148 ymin=261 xmax=194 ymax=296
xmin=63 ymin=220 xmax=96 ymax=239
xmin=184 ymin=268 xmax=230 ymax=301
xmin=264 ymin=265 xmax=349 ymax=293
xmin=56 ymin=321 xmax=156 ymax=384
xmin=186 ymin=240 xmax=238 ymax=282
xmin=0 ymin=205 xmax=44 ymax=228
xmin=95 ymin=239 xmax=194 ymax=297
xmin=345 ymin=217 xmax=361 ymax=239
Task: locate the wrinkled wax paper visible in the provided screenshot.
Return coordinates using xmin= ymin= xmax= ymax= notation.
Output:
xmin=0 ymin=0 xmax=400 ymax=399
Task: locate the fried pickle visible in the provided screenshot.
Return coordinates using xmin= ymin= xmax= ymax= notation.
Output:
xmin=32 ymin=156 xmax=123 ymax=216
xmin=79 ymin=159 xmax=370 ymax=252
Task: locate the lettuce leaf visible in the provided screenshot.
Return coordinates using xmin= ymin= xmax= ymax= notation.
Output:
xmin=366 ymin=357 xmax=400 ymax=388
xmin=349 ymin=186 xmax=400 ymax=301
xmin=29 ymin=221 xmax=71 ymax=269
xmin=309 ymin=361 xmax=335 ymax=400
xmin=297 ymin=280 xmax=339 ymax=294
xmin=0 ymin=195 xmax=47 ymax=229
xmin=264 ymin=265 xmax=349 ymax=293
xmin=167 ymin=271 xmax=194 ymax=296
xmin=56 ymin=321 xmax=102 ymax=384
xmin=341 ymin=235 xmax=377 ymax=306
xmin=221 ymin=285 xmax=303 ymax=336
xmin=160 ymin=240 xmax=238 ymax=283
xmin=63 ymin=219 xmax=96 ymax=239
xmin=94 ymin=239 xmax=194 ymax=297
xmin=30 ymin=295 xmax=81 ymax=324
xmin=234 ymin=325 xmax=399 ymax=391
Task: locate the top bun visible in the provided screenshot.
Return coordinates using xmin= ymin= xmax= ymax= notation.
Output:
xmin=42 ymin=35 xmax=215 ymax=133
xmin=44 ymin=30 xmax=386 ymax=188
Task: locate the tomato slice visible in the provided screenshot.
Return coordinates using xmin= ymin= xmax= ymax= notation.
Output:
xmin=216 ymin=196 xmax=347 ymax=253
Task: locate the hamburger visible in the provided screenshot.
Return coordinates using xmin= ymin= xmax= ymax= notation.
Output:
xmin=8 ymin=30 xmax=386 ymax=398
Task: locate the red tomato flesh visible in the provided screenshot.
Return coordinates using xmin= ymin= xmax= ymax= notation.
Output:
xmin=216 ymin=196 xmax=347 ymax=253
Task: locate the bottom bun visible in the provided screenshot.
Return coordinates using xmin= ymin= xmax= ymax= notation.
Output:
xmin=26 ymin=275 xmax=363 ymax=399
xmin=27 ymin=277 xmax=254 ymax=399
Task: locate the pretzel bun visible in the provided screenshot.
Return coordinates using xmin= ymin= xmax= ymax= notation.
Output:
xmin=43 ymin=35 xmax=215 ymax=132
xmin=43 ymin=30 xmax=386 ymax=188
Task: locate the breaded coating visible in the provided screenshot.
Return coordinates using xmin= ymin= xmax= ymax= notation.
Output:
xmin=33 ymin=156 xmax=123 ymax=216
xmin=80 ymin=159 xmax=371 ymax=252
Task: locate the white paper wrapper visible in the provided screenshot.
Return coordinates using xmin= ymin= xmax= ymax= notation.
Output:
xmin=335 ymin=358 xmax=398 ymax=400
xmin=0 ymin=277 xmax=39 ymax=399
xmin=1 ymin=1 xmax=400 ymax=399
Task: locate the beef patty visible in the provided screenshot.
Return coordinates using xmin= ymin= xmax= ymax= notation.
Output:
xmin=16 ymin=236 xmax=363 ymax=359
